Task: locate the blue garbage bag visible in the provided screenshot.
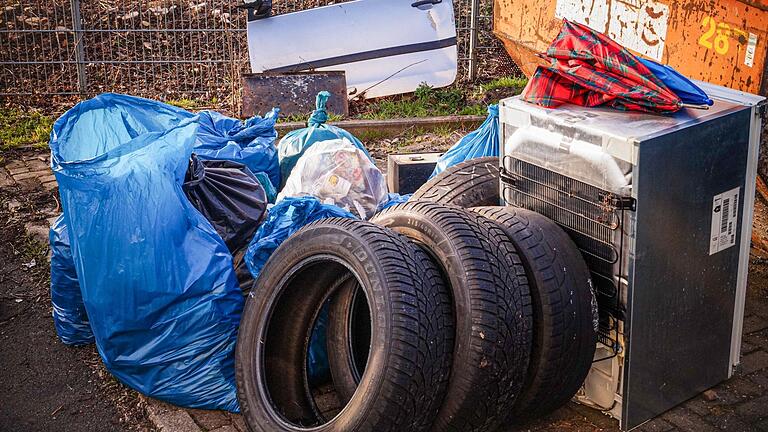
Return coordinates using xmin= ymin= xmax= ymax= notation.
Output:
xmin=431 ymin=104 xmax=499 ymax=178
xmin=277 ymin=91 xmax=371 ymax=187
xmin=639 ymin=59 xmax=714 ymax=107
xmin=378 ymin=193 xmax=412 ymax=212
xmin=244 ymin=196 xmax=357 ymax=280
xmin=50 ymin=214 xmax=94 ymax=346
xmin=50 ymin=93 xmax=243 ymax=412
xmin=195 ymin=109 xmax=281 ymax=189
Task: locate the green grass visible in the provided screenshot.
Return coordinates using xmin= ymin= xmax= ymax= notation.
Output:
xmin=167 ymin=97 xmax=220 ymax=110
xmin=479 ymin=76 xmax=529 ymax=93
xmin=358 ymin=83 xmax=486 ymax=120
xmin=0 ymin=108 xmax=54 ymax=150
xmin=278 ymin=112 xmax=345 ymax=124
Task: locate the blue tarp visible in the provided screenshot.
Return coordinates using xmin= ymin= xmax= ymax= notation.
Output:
xmin=277 ymin=91 xmax=371 ymax=186
xmin=50 ymin=93 xmax=243 ymax=412
xmin=431 ymin=104 xmax=499 ymax=178
xmin=50 ymin=214 xmax=94 ymax=346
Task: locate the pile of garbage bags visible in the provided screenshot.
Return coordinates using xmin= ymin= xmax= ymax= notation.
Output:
xmin=49 ymin=91 xmax=497 ymax=412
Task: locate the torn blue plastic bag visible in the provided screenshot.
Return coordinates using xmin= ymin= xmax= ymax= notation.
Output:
xmin=431 ymin=104 xmax=499 ymax=178
xmin=195 ymin=109 xmax=281 ymax=189
xmin=277 ymin=91 xmax=371 ymax=186
xmin=50 ymin=93 xmax=243 ymax=412
xmin=50 ymin=214 xmax=93 ymax=346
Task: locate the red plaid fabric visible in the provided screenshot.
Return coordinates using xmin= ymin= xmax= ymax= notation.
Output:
xmin=523 ymin=20 xmax=682 ymax=113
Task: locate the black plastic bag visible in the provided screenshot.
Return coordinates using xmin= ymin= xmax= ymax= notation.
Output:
xmin=184 ymin=154 xmax=269 ymax=288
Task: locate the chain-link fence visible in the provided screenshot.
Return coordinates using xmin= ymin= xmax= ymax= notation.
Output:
xmin=1 ymin=0 xmax=518 ymax=109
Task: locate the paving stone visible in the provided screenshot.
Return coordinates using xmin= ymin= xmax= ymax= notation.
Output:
xmin=662 ymin=408 xmax=719 ymax=432
xmin=714 ymin=377 xmax=765 ymax=406
xmin=757 ymin=417 xmax=768 ymax=431
xmin=0 ymin=167 xmax=14 ymax=188
xmin=705 ymin=412 xmax=759 ymax=431
xmin=24 ymin=223 xmax=49 ymax=244
xmin=6 ymin=160 xmax=26 ymax=170
xmin=745 ymin=315 xmax=768 ymax=334
xmin=683 ymin=396 xmax=713 ymax=416
xmin=747 ymin=368 xmax=768 ymax=389
xmin=745 ymin=329 xmax=768 ymax=352
xmin=25 ymin=159 xmax=48 ymax=171
xmin=147 ymin=407 xmax=201 ymax=432
xmin=37 ymin=174 xmax=55 ymax=183
xmin=735 ymin=394 xmax=768 ymax=419
xmin=743 ymin=339 xmax=760 ymax=354
xmin=187 ymin=409 xmax=231 ymax=430
xmin=12 ymin=170 xmax=44 ymax=181
xmin=209 ymin=426 xmax=237 ymax=432
xmin=740 ymin=351 xmax=768 ymax=376
xmin=633 ymin=417 xmax=675 ymax=432
xmin=42 ymin=180 xmax=58 ymax=191
xmin=8 ymin=166 xmax=31 ymax=176
xmin=229 ymin=413 xmax=247 ymax=432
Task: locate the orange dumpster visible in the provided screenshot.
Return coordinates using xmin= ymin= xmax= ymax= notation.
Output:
xmin=494 ymin=0 xmax=768 ymax=95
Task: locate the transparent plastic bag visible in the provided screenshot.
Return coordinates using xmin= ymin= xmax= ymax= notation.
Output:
xmin=277 ymin=138 xmax=387 ymax=219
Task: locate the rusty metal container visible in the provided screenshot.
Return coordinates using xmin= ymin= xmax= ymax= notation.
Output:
xmin=494 ymin=0 xmax=768 ymax=95
xmin=241 ymin=71 xmax=348 ymax=118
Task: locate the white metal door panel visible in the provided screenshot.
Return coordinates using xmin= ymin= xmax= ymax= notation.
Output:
xmin=246 ymin=0 xmax=457 ymax=99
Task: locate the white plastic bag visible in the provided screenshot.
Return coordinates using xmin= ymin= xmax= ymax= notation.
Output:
xmin=277 ymin=138 xmax=387 ymax=219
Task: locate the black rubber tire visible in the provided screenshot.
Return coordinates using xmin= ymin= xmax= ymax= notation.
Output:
xmin=410 ymin=157 xmax=501 ymax=208
xmin=326 ymin=244 xmax=452 ymax=407
xmin=471 ymin=206 xmax=598 ymax=421
xmin=370 ymin=201 xmax=533 ymax=432
xmin=235 ymin=218 xmax=453 ymax=432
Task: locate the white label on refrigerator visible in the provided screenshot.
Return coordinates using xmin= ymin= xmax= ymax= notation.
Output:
xmin=709 ymin=187 xmax=740 ymax=255
xmin=745 ymin=33 xmax=758 ymax=68
xmin=555 ymin=0 xmax=669 ymax=61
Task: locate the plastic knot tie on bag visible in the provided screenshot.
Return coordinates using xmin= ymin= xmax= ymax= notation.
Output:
xmin=309 ymin=91 xmax=331 ymax=126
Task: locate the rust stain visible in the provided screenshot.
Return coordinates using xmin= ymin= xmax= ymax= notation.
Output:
xmin=495 ymin=0 xmax=768 ymax=95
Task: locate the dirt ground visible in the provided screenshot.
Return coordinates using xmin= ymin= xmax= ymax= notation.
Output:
xmin=0 ymin=151 xmax=154 ymax=432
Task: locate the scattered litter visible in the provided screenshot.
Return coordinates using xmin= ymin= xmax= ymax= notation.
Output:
xmin=22 ymin=259 xmax=36 ymax=269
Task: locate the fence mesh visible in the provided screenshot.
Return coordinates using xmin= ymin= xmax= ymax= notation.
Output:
xmin=1 ymin=0 xmax=519 ymax=109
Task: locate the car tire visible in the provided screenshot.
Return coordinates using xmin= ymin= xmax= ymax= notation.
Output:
xmin=369 ymin=201 xmax=533 ymax=432
xmin=235 ymin=218 xmax=453 ymax=432
xmin=471 ymin=206 xmax=598 ymax=421
xmin=410 ymin=157 xmax=500 ymax=207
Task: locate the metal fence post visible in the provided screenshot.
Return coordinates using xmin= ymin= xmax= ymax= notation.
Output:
xmin=70 ymin=0 xmax=87 ymax=94
xmin=467 ymin=0 xmax=480 ymax=81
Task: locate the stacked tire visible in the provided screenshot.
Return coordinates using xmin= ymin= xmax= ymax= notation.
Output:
xmin=235 ymin=160 xmax=598 ymax=432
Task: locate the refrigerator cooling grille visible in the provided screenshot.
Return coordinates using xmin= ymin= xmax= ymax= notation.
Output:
xmin=503 ymin=157 xmax=628 ymax=348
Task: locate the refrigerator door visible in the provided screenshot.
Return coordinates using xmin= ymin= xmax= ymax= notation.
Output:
xmin=246 ymin=0 xmax=458 ymax=99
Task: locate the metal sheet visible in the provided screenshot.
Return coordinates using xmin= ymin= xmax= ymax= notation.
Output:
xmin=241 ymin=72 xmax=348 ymax=118
xmin=623 ymin=108 xmax=751 ymax=430
xmin=494 ymin=0 xmax=768 ymax=95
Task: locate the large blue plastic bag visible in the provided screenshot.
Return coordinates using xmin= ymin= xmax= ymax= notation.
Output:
xmin=50 ymin=214 xmax=93 ymax=346
xmin=431 ymin=104 xmax=499 ymax=178
xmin=50 ymin=94 xmax=244 ymax=412
xmin=277 ymin=91 xmax=371 ymax=186
xmin=195 ymin=109 xmax=281 ymax=188
xmin=244 ymin=196 xmax=356 ymax=280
